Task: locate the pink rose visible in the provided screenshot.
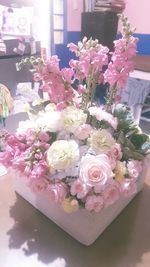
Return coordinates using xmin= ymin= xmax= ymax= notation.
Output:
xmin=85 ymin=195 xmax=104 ymax=213
xmin=102 ymin=183 xmax=120 ymax=207
xmin=79 ymin=154 xmax=114 ymax=188
xmin=47 ymin=182 xmax=68 ymax=203
xmin=74 ymin=124 xmax=92 ymax=140
xmin=121 ymin=179 xmax=137 ymax=198
xmin=70 ymin=179 xmax=89 ymax=199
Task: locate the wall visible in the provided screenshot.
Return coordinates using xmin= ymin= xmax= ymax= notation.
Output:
xmin=56 ymin=0 xmax=150 ymax=67
xmin=67 ymin=0 xmax=83 ymax=31
xmin=55 ymin=0 xmax=83 ymax=68
xmin=123 ymin=0 xmax=150 ymax=54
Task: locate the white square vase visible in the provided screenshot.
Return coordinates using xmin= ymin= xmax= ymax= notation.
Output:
xmin=13 ymin=165 xmax=148 ymax=246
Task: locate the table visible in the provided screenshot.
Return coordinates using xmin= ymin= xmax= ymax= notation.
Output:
xmin=0 ymin=169 xmax=150 ymax=267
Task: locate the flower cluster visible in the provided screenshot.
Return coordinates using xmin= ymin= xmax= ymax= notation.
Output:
xmin=0 ymin=15 xmax=149 ymax=213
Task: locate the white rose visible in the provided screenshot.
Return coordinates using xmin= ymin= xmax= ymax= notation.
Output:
xmin=47 ymin=140 xmax=80 ymax=170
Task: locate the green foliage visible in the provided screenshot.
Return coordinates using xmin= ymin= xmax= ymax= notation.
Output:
xmin=114 ymin=105 xmax=150 ymax=160
xmin=113 ymin=104 xmax=137 ymax=135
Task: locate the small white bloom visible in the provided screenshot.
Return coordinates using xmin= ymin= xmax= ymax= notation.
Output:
xmin=61 ymin=106 xmax=87 ymax=133
xmin=88 ymin=129 xmax=116 ymax=154
xmin=47 ymin=140 xmax=80 ymax=170
xmin=16 ymin=120 xmax=37 ymax=134
xmin=36 ymin=110 xmax=62 ymax=132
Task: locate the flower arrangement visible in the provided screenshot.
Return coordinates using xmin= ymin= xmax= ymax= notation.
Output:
xmin=1 ymin=15 xmax=149 ymax=213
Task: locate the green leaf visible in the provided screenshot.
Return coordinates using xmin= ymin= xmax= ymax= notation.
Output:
xmin=117 ymin=131 xmax=125 ymax=145
xmin=113 ymin=104 xmax=137 ymax=134
xmin=125 ymin=138 xmax=136 ymax=150
xmin=132 ymin=152 xmax=145 ymax=161
xmin=129 ymin=133 xmax=149 ymax=150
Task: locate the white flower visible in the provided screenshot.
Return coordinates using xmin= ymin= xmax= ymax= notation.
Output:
xmin=61 ymin=106 xmax=87 ymax=133
xmin=16 ymin=120 xmax=37 ymax=134
xmin=47 ymin=140 xmax=80 ymax=170
xmin=45 ymin=103 xmax=57 ymax=111
xmin=36 ymin=110 xmax=62 ymax=132
xmin=88 ymin=129 xmax=116 ymax=154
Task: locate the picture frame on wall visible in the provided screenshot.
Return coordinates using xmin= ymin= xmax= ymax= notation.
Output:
xmin=0 ymin=4 xmax=33 ymax=37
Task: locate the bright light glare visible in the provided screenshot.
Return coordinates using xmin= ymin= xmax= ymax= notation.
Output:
xmin=37 ymin=0 xmax=51 ymax=57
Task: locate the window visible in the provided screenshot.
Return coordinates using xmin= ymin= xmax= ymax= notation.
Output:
xmin=53 ymin=0 xmax=66 ymax=44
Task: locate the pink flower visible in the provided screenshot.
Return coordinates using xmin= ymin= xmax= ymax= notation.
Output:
xmin=33 ymin=72 xmax=42 ymax=82
xmin=127 ymin=160 xmax=143 ymax=180
xmin=88 ymin=106 xmax=118 ymax=129
xmin=12 ymin=157 xmax=26 ymax=172
xmin=30 ymin=177 xmax=48 ymax=193
xmin=56 ymin=102 xmax=67 ymax=110
xmin=79 ymin=154 xmax=114 ymax=189
xmin=47 ymin=182 xmax=68 ymax=203
xmin=102 ymin=183 xmax=120 ymax=207
xmin=24 ymin=165 xmax=32 ymax=176
xmin=85 ymin=195 xmax=104 ymax=212
xmin=67 ymin=42 xmax=78 ymax=52
xmin=121 ymin=179 xmax=137 ymax=198
xmin=61 ymin=68 xmax=74 ymax=83
xmin=109 ymin=143 xmax=122 ymax=160
xmin=35 ymin=160 xmax=49 ymax=176
xmin=74 ymin=124 xmax=92 ymax=140
xmin=77 ymin=84 xmax=86 ymax=94
xmin=38 ymin=132 xmax=50 ymax=142
xmin=46 ymin=55 xmax=60 ymax=73
xmin=70 ymin=179 xmax=89 ymax=199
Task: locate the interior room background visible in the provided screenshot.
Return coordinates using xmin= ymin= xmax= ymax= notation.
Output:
xmin=0 ymin=0 xmax=150 ymax=132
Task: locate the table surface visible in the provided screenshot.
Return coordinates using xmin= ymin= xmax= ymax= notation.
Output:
xmin=0 ymin=168 xmax=150 ymax=267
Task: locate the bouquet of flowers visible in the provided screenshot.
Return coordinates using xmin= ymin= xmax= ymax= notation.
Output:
xmin=1 ymin=16 xmax=149 ymax=213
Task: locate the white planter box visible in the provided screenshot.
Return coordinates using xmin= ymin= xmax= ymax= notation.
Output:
xmin=13 ymin=165 xmax=148 ymax=246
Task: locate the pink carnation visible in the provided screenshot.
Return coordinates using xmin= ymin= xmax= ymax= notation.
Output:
xmin=74 ymin=124 xmax=92 ymax=140
xmin=88 ymin=106 xmax=118 ymax=129
xmin=121 ymin=179 xmax=137 ymax=198
xmin=102 ymin=183 xmax=120 ymax=207
xmin=127 ymin=160 xmax=143 ymax=180
xmin=47 ymin=182 xmax=68 ymax=203
xmin=70 ymin=179 xmax=89 ymax=199
xmin=30 ymin=177 xmax=48 ymax=193
xmin=85 ymin=195 xmax=104 ymax=213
